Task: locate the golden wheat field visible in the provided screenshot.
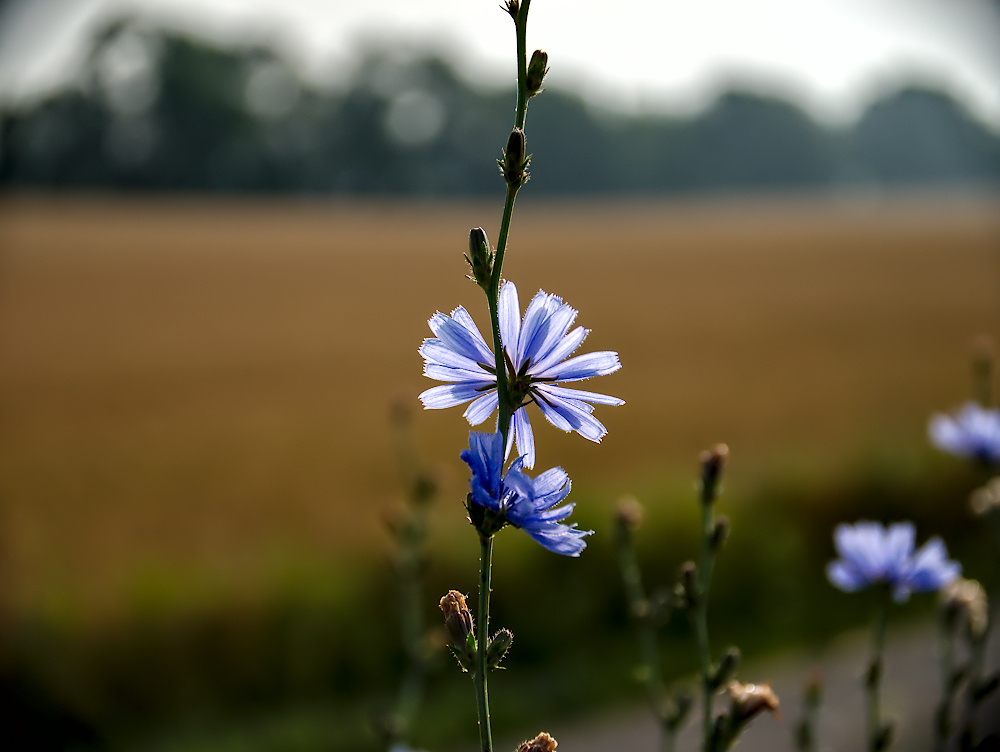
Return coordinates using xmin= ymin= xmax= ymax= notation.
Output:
xmin=1 ymin=193 xmax=998 ymax=617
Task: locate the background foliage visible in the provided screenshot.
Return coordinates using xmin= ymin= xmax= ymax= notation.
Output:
xmin=2 ymin=17 xmax=1000 ymax=195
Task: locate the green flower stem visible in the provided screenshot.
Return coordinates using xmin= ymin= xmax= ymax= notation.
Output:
xmin=487 ymin=0 xmax=532 ymax=450
xmin=866 ymin=592 xmax=890 ymax=752
xmin=934 ymin=617 xmax=956 ymax=752
xmin=474 ymin=534 xmax=496 ymax=752
xmin=471 ymin=7 xmax=534 ymax=750
xmin=960 ymin=623 xmax=991 ymax=746
xmin=488 ymin=185 xmax=519 ymax=445
xmin=392 ymin=519 xmax=428 ymax=743
xmin=616 ymin=531 xmax=671 ymax=750
xmin=514 ymin=0 xmax=532 ymax=130
xmin=695 ymin=500 xmax=716 ymax=752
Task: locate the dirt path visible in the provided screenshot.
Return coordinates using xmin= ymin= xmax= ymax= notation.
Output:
xmin=486 ymin=619 xmax=1000 ymax=752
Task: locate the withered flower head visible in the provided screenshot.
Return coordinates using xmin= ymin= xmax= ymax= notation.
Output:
xmin=941 ymin=577 xmax=989 ymax=639
xmin=970 ymin=477 xmax=1000 ymax=516
xmin=439 ymin=590 xmax=474 ymax=646
xmin=517 ymin=732 xmax=557 ymax=752
xmin=727 ymin=680 xmax=781 ymax=723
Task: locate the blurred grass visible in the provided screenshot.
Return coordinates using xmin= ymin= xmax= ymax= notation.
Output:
xmin=0 ymin=194 xmax=998 ymax=749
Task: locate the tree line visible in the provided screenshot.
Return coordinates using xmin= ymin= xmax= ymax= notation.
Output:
xmin=2 ymin=17 xmax=999 ymax=195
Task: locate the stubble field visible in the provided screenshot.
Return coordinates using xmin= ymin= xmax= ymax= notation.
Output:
xmin=1 ymin=193 xmax=998 ymax=620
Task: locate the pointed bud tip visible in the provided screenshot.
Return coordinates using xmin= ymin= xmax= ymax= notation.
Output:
xmin=526 ymin=49 xmax=549 ymax=95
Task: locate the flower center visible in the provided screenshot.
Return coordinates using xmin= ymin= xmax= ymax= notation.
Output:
xmin=502 ymin=349 xmax=558 ymax=411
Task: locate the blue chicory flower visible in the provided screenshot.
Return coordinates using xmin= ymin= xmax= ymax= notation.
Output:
xmin=461 ymin=431 xmax=593 ymax=556
xmin=928 ymin=401 xmax=1000 ymax=465
xmin=826 ymin=521 xmax=960 ymax=603
xmin=419 ymin=281 xmax=623 ymax=468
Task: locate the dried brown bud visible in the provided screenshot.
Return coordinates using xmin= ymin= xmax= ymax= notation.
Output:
xmin=941 ymin=577 xmax=989 ymax=640
xmin=727 ymin=681 xmax=781 ymax=723
xmin=440 ymin=590 xmax=474 ymax=647
xmin=517 ymin=732 xmax=557 ymax=752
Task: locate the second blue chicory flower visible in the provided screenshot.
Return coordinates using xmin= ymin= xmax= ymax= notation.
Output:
xmin=928 ymin=401 xmax=1000 ymax=465
xmin=461 ymin=430 xmax=592 ymax=556
xmin=826 ymin=520 xmax=960 ymax=603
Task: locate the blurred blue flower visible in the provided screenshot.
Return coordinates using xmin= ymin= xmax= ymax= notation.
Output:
xmin=461 ymin=431 xmax=592 ymax=556
xmin=419 ymin=281 xmax=623 ymax=468
xmin=928 ymin=402 xmax=1000 ymax=465
xmin=826 ymin=521 xmax=960 ymax=603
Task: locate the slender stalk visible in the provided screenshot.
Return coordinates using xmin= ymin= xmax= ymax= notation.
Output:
xmin=794 ymin=677 xmax=821 ymax=752
xmin=385 ymin=405 xmax=434 ymax=748
xmin=470 ymin=7 xmax=533 ymax=750
xmin=392 ymin=523 xmax=428 ymax=743
xmin=959 ymin=621 xmax=991 ymax=748
xmin=934 ymin=617 xmax=956 ymax=752
xmin=663 ymin=727 xmax=676 ymax=752
xmin=695 ymin=500 xmax=717 ymax=751
xmin=474 ymin=535 xmax=495 ymax=752
xmin=488 ymin=185 xmax=519 ymax=445
xmin=866 ymin=593 xmax=890 ymax=752
xmin=487 ymin=0 xmax=532 ymax=449
xmin=616 ymin=529 xmax=669 ymax=744
xmin=514 ymin=0 xmax=532 ymax=130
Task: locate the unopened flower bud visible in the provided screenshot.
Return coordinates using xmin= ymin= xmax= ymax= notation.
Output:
xmin=711 ymin=647 xmax=741 ymax=689
xmin=710 ymin=515 xmax=730 ymax=551
xmin=498 ymin=128 xmax=530 ymax=188
xmin=699 ymin=444 xmax=729 ymax=504
xmin=615 ymin=496 xmax=644 ymax=546
xmin=486 ymin=628 xmax=514 ymax=669
xmin=465 ymin=226 xmax=494 ymax=290
xmin=726 ymin=681 xmax=781 ymax=723
xmin=503 ymin=0 xmax=520 ymax=21
xmin=517 ymin=732 xmax=557 ymax=752
xmin=941 ymin=577 xmax=989 ymax=640
xmin=440 ymin=590 xmax=475 ymax=670
xmin=526 ymin=50 xmax=549 ymax=96
xmin=674 ymin=561 xmax=698 ymax=609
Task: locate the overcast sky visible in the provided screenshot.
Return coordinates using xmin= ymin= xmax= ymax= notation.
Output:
xmin=1 ymin=0 xmax=999 ymax=128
